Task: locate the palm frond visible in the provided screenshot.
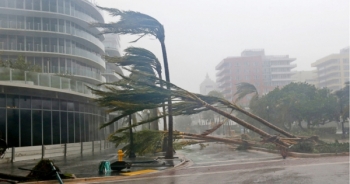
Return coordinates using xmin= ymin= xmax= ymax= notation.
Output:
xmin=234 ymin=82 xmax=259 ymax=103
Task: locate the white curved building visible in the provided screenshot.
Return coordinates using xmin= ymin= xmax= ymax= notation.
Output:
xmin=0 ymin=0 xmax=119 ymax=148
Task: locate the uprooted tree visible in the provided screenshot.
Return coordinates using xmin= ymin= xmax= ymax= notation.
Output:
xmin=91 ymin=70 xmax=323 ymax=159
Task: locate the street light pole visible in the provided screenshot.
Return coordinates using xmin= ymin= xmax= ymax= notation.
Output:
xmin=266 ymin=106 xmax=270 ymax=134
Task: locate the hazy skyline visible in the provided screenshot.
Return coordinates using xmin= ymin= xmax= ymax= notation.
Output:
xmin=95 ymin=0 xmax=349 ymax=93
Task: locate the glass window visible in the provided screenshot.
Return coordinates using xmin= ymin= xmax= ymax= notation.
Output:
xmin=60 ymin=100 xmax=67 ymax=111
xmin=26 ymin=36 xmax=33 ymax=51
xmin=42 ymin=0 xmax=49 ymax=11
xmin=32 ymin=96 xmax=42 ymax=109
xmin=8 ymin=0 xmax=15 ymax=8
xmin=8 ymin=15 xmax=16 ymax=29
xmin=52 ymin=99 xmax=59 ymax=110
xmin=80 ymin=113 xmax=85 ymax=142
xmin=52 ymin=111 xmax=60 ymax=144
xmin=43 ymin=111 xmax=52 ymax=145
xmin=7 ymin=109 xmax=19 ymax=147
xmin=67 ymin=102 xmax=74 ymax=111
xmin=0 ymin=0 xmax=6 ymax=7
xmin=16 ymin=0 xmax=24 ymax=9
xmin=17 ymin=36 xmax=24 ymax=51
xmin=50 ymin=19 xmax=57 ymax=32
xmin=7 ymin=94 xmax=19 ymax=109
xmin=49 ymin=0 xmax=56 ymax=12
xmin=26 ymin=17 xmax=34 ymax=30
xmin=34 ymin=37 xmax=41 ymax=51
xmin=32 ymin=110 xmax=42 ymax=145
xmin=20 ymin=109 xmax=31 ymax=146
xmin=74 ymin=112 xmax=80 ymax=142
xmin=64 ymin=0 xmax=70 ymax=15
xmin=42 ymin=18 xmax=50 ymax=31
xmin=0 ymin=94 xmax=5 ymax=107
xmin=34 ymin=17 xmax=41 ymax=30
xmin=0 ymin=15 xmax=8 ymax=28
xmin=42 ymin=98 xmax=51 ymax=110
xmin=0 ymin=108 xmax=5 ymax=143
xmin=25 ymin=0 xmax=32 ymax=10
xmin=50 ymin=38 xmax=57 ymax=52
xmin=19 ymin=96 xmax=31 ymax=109
xmin=85 ymin=114 xmax=90 ymax=141
xmin=17 ymin=16 xmax=25 ymax=29
xmin=42 ymin=37 xmax=49 ymax=52
xmin=60 ymin=111 xmax=67 ymax=143
xmin=33 ymin=0 xmax=40 ymax=10
xmin=68 ymin=112 xmax=74 ymax=143
xmin=57 ymin=0 xmax=63 ymax=13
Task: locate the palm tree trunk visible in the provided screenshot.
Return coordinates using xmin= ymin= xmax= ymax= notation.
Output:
xmin=177 ymin=132 xmax=254 ymax=145
xmin=230 ymin=105 xmax=296 ymax=138
xmin=159 ymin=40 xmax=174 ymax=159
xmin=188 ymin=93 xmax=291 ymax=148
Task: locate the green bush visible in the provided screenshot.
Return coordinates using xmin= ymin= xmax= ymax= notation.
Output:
xmin=290 ymin=141 xmax=314 ymax=153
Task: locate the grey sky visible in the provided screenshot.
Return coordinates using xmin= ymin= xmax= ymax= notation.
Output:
xmin=95 ymin=0 xmax=349 ymax=93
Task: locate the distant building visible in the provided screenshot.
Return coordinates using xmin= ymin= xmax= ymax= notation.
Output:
xmin=311 ymin=47 xmax=349 ymax=91
xmin=291 ymin=70 xmax=318 ymax=87
xmin=199 ymin=74 xmax=217 ymax=95
xmin=215 ymin=49 xmax=296 ymax=105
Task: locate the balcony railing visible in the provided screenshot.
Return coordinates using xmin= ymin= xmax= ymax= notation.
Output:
xmin=0 ymin=67 xmax=98 ymax=97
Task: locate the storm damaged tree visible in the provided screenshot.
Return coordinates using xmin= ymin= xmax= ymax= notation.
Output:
xmin=106 ymin=47 xmax=165 ymax=130
xmin=91 ymin=71 xmax=299 ymax=158
xmin=93 ymin=8 xmax=175 ymax=158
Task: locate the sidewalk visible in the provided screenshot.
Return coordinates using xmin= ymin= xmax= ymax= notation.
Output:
xmin=0 ymin=148 xmax=185 ymax=180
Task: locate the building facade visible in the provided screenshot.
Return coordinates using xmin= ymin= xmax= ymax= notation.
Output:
xmin=216 ymin=49 xmax=296 ymax=105
xmin=291 ymin=70 xmax=318 ymax=87
xmin=311 ymin=47 xmax=349 ymax=91
xmin=0 ymin=0 xmax=119 ymax=147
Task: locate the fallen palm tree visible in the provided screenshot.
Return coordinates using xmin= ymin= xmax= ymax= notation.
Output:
xmin=92 ymin=70 xmax=304 ymax=158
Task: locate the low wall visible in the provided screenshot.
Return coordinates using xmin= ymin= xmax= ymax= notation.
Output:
xmin=0 ymin=140 xmax=113 ymax=163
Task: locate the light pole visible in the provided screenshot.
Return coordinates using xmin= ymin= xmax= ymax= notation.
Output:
xmin=266 ymin=106 xmax=270 ymax=134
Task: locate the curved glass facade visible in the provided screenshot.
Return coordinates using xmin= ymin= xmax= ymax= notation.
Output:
xmin=0 ymin=0 xmax=118 ymax=148
xmin=0 ymin=0 xmax=106 ymax=82
xmin=0 ymin=93 xmax=108 ymax=147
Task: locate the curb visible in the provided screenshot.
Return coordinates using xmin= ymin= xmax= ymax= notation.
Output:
xmin=22 ymin=154 xmax=189 ymax=184
xmin=249 ymin=147 xmax=349 ymax=158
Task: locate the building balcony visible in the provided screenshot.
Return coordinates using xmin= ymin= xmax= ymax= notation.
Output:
xmin=271 ymin=78 xmax=294 ymax=82
xmin=270 ymin=71 xmax=297 ymax=75
xmin=0 ymin=46 xmax=106 ymax=70
xmin=270 ymin=64 xmax=297 ymax=68
xmin=0 ymin=27 xmax=105 ymax=54
xmin=0 ymin=67 xmax=99 ymax=97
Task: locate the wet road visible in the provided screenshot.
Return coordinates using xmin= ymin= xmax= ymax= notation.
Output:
xmin=85 ymin=143 xmax=349 ymax=184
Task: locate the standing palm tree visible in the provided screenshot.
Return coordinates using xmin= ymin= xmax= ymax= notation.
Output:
xmin=234 ymin=82 xmax=259 ymax=103
xmin=106 ymin=47 xmax=166 ymax=130
xmin=93 ymin=8 xmax=175 ymax=158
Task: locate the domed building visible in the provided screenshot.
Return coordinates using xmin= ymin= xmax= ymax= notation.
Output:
xmin=199 ymin=74 xmax=218 ymax=95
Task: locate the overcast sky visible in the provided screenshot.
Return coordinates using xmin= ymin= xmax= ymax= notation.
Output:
xmin=95 ymin=0 xmax=349 ymax=93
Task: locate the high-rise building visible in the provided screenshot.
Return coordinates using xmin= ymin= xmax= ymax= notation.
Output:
xmin=216 ymin=49 xmax=296 ymax=105
xmin=0 ymin=0 xmax=120 ymax=148
xmin=199 ymin=74 xmax=217 ymax=95
xmin=311 ymin=47 xmax=349 ymax=91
